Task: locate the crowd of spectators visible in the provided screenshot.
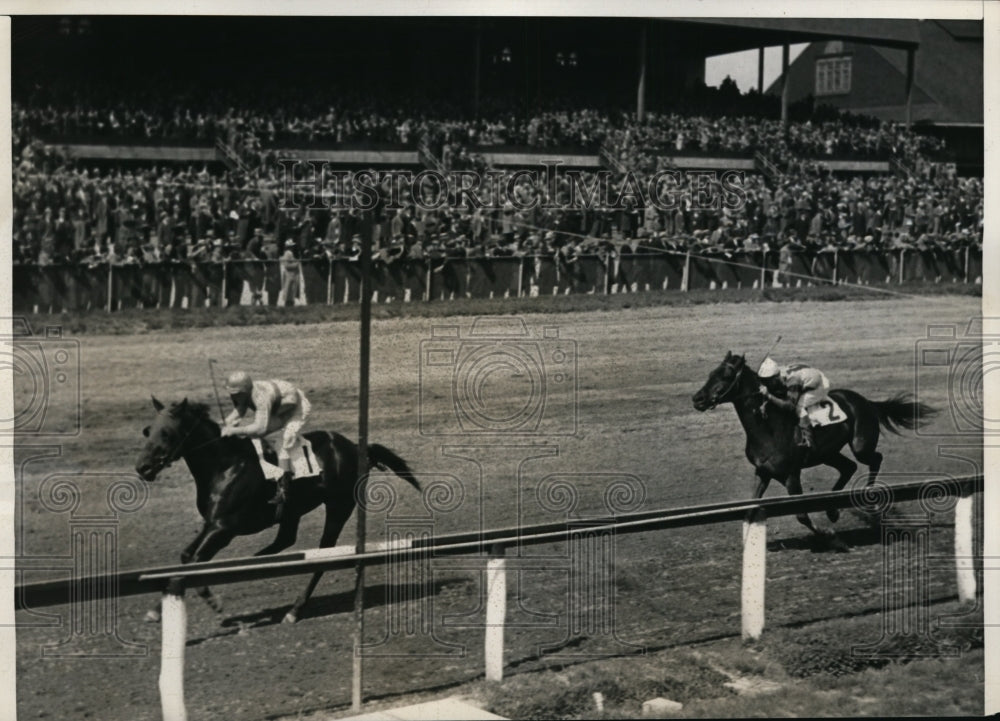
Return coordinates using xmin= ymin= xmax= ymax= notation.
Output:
xmin=11 ymin=81 xmax=981 ymax=278
xmin=14 ymin=78 xmax=947 ymax=167
xmin=12 ymin=145 xmax=982 ymax=274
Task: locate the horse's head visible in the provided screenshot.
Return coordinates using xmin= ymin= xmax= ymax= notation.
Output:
xmin=692 ymin=351 xmax=748 ymax=411
xmin=135 ymin=396 xmax=208 ymax=482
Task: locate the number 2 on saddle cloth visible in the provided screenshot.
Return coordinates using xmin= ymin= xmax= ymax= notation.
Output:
xmin=805 ymin=398 xmax=848 ymax=427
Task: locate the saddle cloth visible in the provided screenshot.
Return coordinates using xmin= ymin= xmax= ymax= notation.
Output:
xmin=805 ymin=398 xmax=847 ymax=427
xmin=251 ymin=437 xmax=322 ymax=480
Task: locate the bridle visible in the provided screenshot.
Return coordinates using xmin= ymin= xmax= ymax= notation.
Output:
xmin=144 ymin=412 xmax=220 ymax=478
xmin=707 ymin=361 xmax=763 ymax=409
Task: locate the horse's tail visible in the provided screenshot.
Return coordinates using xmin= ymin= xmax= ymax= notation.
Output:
xmin=873 ymin=393 xmax=938 ymax=435
xmin=368 ymin=444 xmax=421 ymax=492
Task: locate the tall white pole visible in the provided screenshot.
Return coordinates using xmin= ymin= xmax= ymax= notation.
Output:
xmin=352 ymin=214 xmax=374 ymax=711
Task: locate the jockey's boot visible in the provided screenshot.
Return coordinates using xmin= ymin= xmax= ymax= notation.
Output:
xmin=270 ymin=471 xmax=292 ymax=506
xmin=797 ymin=418 xmax=814 ymax=448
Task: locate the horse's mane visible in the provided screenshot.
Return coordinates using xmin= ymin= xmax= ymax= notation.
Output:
xmin=170 ymin=400 xmax=219 ymax=427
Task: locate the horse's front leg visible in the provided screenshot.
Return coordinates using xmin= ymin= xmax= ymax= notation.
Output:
xmin=786 ymin=472 xmax=821 ymax=535
xmin=146 ymin=523 xmax=212 ymax=622
xmin=753 ymin=469 xmax=771 ymax=499
xmin=787 ymin=472 xmax=848 ymax=552
xmin=181 ymin=522 xmax=213 ymax=564
xmin=145 ymin=524 xmax=231 ymax=623
xmin=188 ymin=527 xmax=237 ymax=614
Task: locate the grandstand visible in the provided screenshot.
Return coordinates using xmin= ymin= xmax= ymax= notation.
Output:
xmin=11 ymin=16 xmax=983 ymax=312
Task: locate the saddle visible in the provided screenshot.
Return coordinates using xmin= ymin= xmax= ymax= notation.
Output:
xmin=251 ymin=438 xmax=323 ymax=481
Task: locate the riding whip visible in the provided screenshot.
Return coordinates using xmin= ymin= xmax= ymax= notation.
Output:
xmin=762 ymin=334 xmax=782 ymax=360
xmin=207 ymin=359 xmax=226 ymax=422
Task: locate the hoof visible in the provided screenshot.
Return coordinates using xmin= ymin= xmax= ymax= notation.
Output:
xmin=827 ymin=533 xmax=850 ymax=553
xmin=282 ymin=612 xmax=298 ymax=625
xmin=827 ymin=508 xmax=840 ymax=524
xmin=199 ymin=592 xmax=223 ymax=613
xmin=144 ymin=609 xmax=161 ymax=624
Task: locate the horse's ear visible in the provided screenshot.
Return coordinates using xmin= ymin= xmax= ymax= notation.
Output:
xmin=725 ymin=350 xmax=732 ymax=360
xmin=179 ymin=398 xmax=189 ymax=411
xmin=151 ymin=395 xmax=164 ymax=412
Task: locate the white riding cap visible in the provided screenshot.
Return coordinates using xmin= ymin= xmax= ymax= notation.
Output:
xmin=226 ymin=370 xmax=253 ymax=395
xmin=758 ymin=357 xmax=780 ymax=379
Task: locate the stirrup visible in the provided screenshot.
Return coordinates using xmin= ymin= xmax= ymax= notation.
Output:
xmin=269 ymin=474 xmax=290 ymax=504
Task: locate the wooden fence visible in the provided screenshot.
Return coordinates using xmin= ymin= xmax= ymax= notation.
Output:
xmin=12 ymin=247 xmax=982 ymax=314
xmin=15 ymin=474 xmax=981 ymax=721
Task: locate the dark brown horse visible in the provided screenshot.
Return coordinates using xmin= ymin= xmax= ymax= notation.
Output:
xmin=135 ymin=397 xmax=420 ymax=623
xmin=692 ymin=352 xmax=936 ymax=539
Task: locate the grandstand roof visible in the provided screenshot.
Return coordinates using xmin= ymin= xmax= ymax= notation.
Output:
xmin=675 ymin=18 xmax=921 ymax=53
xmin=766 ymin=19 xmax=982 ymax=124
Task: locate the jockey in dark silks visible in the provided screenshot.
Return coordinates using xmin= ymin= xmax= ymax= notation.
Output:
xmin=757 ymin=357 xmax=831 ymax=448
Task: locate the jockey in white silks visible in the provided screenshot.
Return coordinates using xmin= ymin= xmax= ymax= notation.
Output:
xmin=757 ymin=357 xmax=831 ymax=448
xmin=221 ymin=371 xmax=312 ymax=507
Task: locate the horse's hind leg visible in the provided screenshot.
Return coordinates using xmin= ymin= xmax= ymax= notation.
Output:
xmin=284 ymin=571 xmax=325 ymax=625
xmin=788 ymin=473 xmax=848 ymax=552
xmin=254 ymin=516 xmax=301 ymax=556
xmin=284 ymin=502 xmax=353 ymax=624
xmin=854 ymin=449 xmax=883 ymax=487
xmin=825 ymin=453 xmax=859 ymax=523
xmin=849 ymin=405 xmax=883 ymax=487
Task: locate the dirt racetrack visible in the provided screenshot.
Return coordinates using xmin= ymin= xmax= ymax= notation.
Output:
xmin=14 ymin=294 xmax=984 ymax=719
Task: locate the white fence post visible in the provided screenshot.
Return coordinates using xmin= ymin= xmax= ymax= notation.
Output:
xmin=159 ymin=580 xmax=188 ymax=721
xmin=106 ymin=265 xmax=114 ymax=312
xmin=485 ymin=544 xmax=507 ymax=682
xmin=327 ymin=260 xmax=334 ymax=305
xmin=741 ymin=508 xmax=767 ymax=641
xmin=955 ymin=491 xmax=977 ymax=603
xmin=220 ymin=260 xmax=227 ymax=308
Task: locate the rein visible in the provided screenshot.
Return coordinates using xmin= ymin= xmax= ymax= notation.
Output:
xmin=156 ymin=412 xmax=222 ymax=471
xmin=710 ymin=363 xmax=763 ymax=409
